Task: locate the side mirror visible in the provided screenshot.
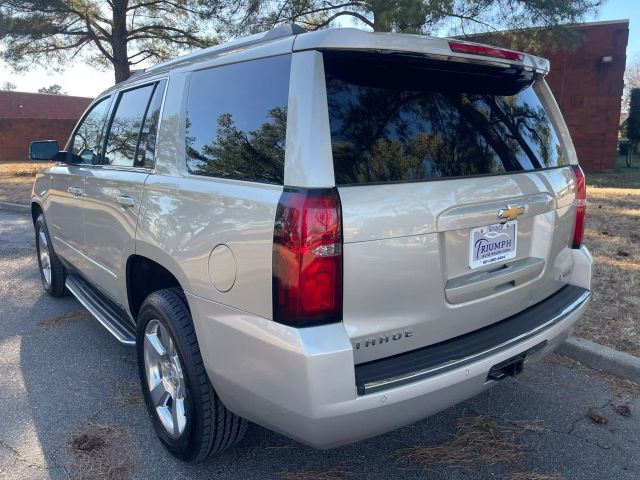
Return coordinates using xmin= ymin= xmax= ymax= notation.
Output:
xmin=29 ymin=140 xmax=60 ymax=161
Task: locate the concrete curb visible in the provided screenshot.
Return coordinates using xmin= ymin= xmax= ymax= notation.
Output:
xmin=558 ymin=335 xmax=640 ymax=384
xmin=0 ymin=201 xmax=30 ymax=214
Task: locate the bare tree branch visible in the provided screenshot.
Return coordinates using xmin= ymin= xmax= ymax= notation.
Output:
xmin=311 ymin=10 xmax=374 ymax=30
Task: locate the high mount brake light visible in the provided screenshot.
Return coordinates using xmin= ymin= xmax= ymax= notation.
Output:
xmin=448 ymin=41 xmax=525 ymax=62
xmin=571 ymin=165 xmax=586 ymax=249
xmin=272 ymin=188 xmax=343 ymax=327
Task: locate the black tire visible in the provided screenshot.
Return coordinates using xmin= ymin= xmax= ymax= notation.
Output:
xmin=35 ymin=214 xmax=66 ymax=297
xmin=136 ymin=288 xmax=247 ymax=462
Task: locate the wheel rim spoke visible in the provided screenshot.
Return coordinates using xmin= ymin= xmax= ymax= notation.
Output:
xmin=157 ymin=323 xmax=171 ymax=352
xmin=167 ymin=337 xmax=178 ymax=359
xmin=144 ymin=327 xmax=166 ymax=363
xmin=149 ymin=380 xmax=168 ymax=408
xmin=172 ymin=397 xmax=186 ymax=437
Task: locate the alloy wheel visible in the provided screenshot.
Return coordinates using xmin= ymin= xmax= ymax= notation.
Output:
xmin=38 ymin=229 xmax=52 ymax=288
xmin=143 ymin=319 xmax=187 ymax=438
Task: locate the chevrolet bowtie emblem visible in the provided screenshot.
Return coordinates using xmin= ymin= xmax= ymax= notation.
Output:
xmin=497 ymin=204 xmax=525 ymax=222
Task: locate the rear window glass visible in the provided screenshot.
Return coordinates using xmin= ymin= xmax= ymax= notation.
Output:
xmin=185 ymin=55 xmax=291 ymax=184
xmin=324 ymin=52 xmax=566 ymax=185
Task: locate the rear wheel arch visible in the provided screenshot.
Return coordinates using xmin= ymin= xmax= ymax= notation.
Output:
xmin=126 ymin=255 xmax=185 ymax=320
xmin=31 ymin=202 xmax=43 ymax=225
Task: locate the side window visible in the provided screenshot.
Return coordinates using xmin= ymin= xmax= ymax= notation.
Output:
xmin=103 ymin=84 xmax=155 ymax=167
xmin=70 ymin=97 xmax=111 ymax=164
xmin=185 ymin=54 xmax=291 ymax=184
xmin=135 ymin=80 xmax=166 ymax=169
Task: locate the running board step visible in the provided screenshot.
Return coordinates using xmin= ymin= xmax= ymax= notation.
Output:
xmin=66 ymin=273 xmax=136 ymax=346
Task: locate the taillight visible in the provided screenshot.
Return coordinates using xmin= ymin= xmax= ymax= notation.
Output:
xmin=272 ymin=188 xmax=342 ymax=327
xmin=448 ymin=41 xmax=525 ymax=62
xmin=571 ymin=165 xmax=586 ymax=249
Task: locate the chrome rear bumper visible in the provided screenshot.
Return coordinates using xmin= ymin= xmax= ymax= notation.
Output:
xmin=355 ymin=285 xmax=590 ymax=395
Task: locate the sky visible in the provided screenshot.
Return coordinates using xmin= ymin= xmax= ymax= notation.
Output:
xmin=0 ymin=0 xmax=637 ymax=98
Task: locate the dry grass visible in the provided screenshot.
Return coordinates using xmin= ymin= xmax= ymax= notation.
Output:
xmin=35 ymin=310 xmax=90 ymax=329
xmin=278 ymin=465 xmax=348 ymax=480
xmin=504 ymin=472 xmax=564 ymax=480
xmin=0 ymin=161 xmax=47 ymax=205
xmin=574 ymin=185 xmax=640 ymax=356
xmin=396 ymin=416 xmax=523 ymax=473
xmin=68 ymin=422 xmax=135 ymax=480
xmin=501 ymin=419 xmax=548 ymax=433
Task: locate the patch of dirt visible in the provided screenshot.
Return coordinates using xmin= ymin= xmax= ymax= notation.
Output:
xmin=109 ymin=378 xmax=143 ymax=407
xmin=574 ymin=185 xmax=640 ymax=357
xmin=396 ymin=416 xmax=523 ymax=473
xmin=67 ymin=422 xmax=136 ymax=480
xmin=505 ymin=472 xmax=564 ymax=480
xmin=278 ymin=465 xmax=348 ymax=480
xmin=0 ymin=161 xmax=46 ymax=205
xmin=585 ymin=410 xmax=608 ymax=425
xmin=35 ymin=310 xmax=90 ymax=329
xmin=614 ymin=404 xmax=632 ymax=417
xmin=71 ymin=431 xmax=108 ymax=453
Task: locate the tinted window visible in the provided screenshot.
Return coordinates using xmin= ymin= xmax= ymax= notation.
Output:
xmin=324 ymin=52 xmax=565 ymax=185
xmin=135 ymin=80 xmax=166 ymax=169
xmin=185 ymin=55 xmax=291 ymax=184
xmin=103 ymin=84 xmax=154 ymax=167
xmin=70 ymin=97 xmax=111 ymax=164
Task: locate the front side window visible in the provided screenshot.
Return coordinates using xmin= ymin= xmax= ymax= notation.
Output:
xmin=70 ymin=97 xmax=111 ymax=164
xmin=103 ymin=84 xmax=155 ymax=167
xmin=185 ymin=54 xmax=291 ymax=184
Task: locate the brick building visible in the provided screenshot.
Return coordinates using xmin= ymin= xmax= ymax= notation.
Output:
xmin=473 ymin=20 xmax=629 ymax=172
xmin=0 ymin=91 xmax=93 ymax=162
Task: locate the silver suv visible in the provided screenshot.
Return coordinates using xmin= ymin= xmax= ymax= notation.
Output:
xmin=29 ymin=25 xmax=592 ymax=462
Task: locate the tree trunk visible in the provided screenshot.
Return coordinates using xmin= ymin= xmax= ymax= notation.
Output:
xmin=371 ymin=0 xmax=391 ymax=32
xmin=111 ymin=0 xmax=131 ymax=83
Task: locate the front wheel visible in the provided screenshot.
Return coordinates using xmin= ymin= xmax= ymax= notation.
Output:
xmin=35 ymin=214 xmax=66 ymax=297
xmin=136 ymin=288 xmax=247 ymax=462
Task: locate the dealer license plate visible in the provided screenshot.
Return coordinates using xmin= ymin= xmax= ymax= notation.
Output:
xmin=469 ymin=221 xmax=517 ymax=269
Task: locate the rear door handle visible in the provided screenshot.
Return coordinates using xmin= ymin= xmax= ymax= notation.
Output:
xmin=115 ymin=195 xmax=135 ymax=208
xmin=68 ymin=186 xmax=84 ymax=197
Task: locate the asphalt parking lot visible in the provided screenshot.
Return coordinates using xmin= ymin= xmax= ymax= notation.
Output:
xmin=1 ymin=207 xmax=639 ymax=480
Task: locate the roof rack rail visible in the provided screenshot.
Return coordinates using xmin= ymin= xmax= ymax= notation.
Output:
xmin=145 ymin=23 xmax=307 ymax=73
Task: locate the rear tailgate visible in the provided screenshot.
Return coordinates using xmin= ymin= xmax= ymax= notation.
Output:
xmin=321 ymin=51 xmax=580 ymax=364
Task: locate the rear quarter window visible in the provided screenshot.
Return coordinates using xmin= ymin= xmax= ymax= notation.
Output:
xmin=185 ymin=55 xmax=291 ymax=184
xmin=324 ymin=52 xmax=566 ymax=185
